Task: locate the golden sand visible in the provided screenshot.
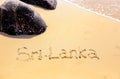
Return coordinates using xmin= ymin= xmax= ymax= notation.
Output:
xmin=0 ymin=0 xmax=120 ymax=79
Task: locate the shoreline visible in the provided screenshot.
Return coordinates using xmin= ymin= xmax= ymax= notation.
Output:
xmin=64 ymin=0 xmax=120 ymax=23
xmin=0 ymin=0 xmax=120 ymax=79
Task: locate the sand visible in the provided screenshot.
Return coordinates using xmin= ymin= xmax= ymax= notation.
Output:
xmin=0 ymin=0 xmax=120 ymax=79
xmin=70 ymin=0 xmax=120 ymax=20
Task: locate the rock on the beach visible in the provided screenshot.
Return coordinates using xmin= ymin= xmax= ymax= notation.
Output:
xmin=20 ymin=0 xmax=57 ymax=10
xmin=0 ymin=1 xmax=47 ymax=35
xmin=0 ymin=8 xmax=2 ymax=31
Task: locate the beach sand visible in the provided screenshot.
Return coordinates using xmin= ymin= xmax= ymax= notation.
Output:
xmin=70 ymin=0 xmax=120 ymax=20
xmin=0 ymin=0 xmax=120 ymax=79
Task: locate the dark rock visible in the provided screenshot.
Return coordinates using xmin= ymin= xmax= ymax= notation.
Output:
xmin=20 ymin=0 xmax=57 ymax=10
xmin=0 ymin=8 xmax=2 ymax=31
xmin=0 ymin=1 xmax=47 ymax=35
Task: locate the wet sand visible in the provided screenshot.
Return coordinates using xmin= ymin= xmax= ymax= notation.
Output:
xmin=0 ymin=0 xmax=120 ymax=79
xmin=69 ymin=0 xmax=120 ymax=20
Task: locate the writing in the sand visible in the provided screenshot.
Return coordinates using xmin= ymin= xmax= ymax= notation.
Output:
xmin=16 ymin=47 xmax=100 ymax=61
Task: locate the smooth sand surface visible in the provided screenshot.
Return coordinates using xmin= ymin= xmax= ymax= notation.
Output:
xmin=0 ymin=0 xmax=120 ymax=79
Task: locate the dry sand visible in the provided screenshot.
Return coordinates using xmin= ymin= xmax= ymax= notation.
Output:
xmin=0 ymin=0 xmax=120 ymax=79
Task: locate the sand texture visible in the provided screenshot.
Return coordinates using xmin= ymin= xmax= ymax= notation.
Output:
xmin=0 ymin=0 xmax=120 ymax=79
